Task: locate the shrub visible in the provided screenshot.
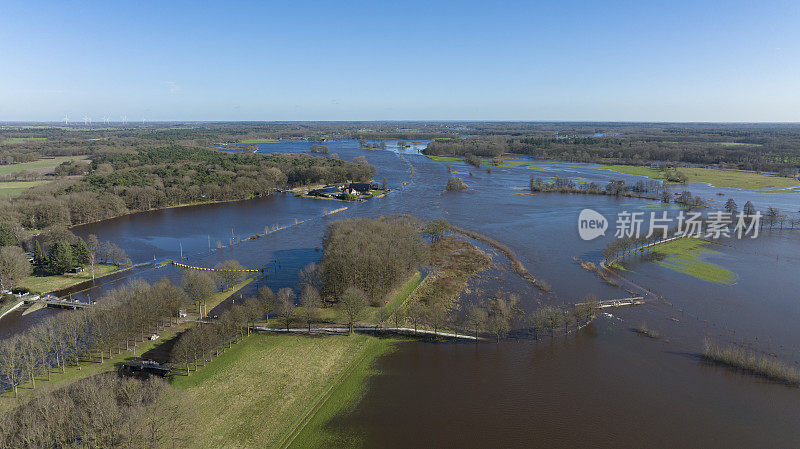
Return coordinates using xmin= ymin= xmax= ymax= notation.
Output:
xmin=445 ymin=177 xmax=467 ymax=192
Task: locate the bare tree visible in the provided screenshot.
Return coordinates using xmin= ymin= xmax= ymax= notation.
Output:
xmin=272 ymin=288 xmax=296 ymax=331
xmin=406 ymin=301 xmax=426 ymax=335
xmin=298 ymin=285 xmax=322 ymax=333
xmin=0 ymin=246 xmax=31 ymax=291
xmin=339 ymin=286 xmax=367 ymax=334
xmin=297 ymin=262 xmax=323 ymax=292
xmin=467 ymin=303 xmax=487 ymax=341
xmin=0 ymin=336 xmax=22 ymax=397
xmin=242 ymin=297 xmax=263 ymax=334
xmin=486 ymin=293 xmax=521 ymax=342
xmin=214 ymin=259 xmax=245 ymax=290
xmin=257 ymin=285 xmax=275 ymax=321
xmin=182 ymin=270 xmax=217 ymax=317
xmin=425 ymin=300 xmax=449 ymax=337
xmin=573 ymin=294 xmax=599 ymax=327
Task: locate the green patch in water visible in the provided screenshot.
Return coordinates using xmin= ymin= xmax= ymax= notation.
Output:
xmin=609 ymin=261 xmax=629 ymax=271
xmin=426 ymin=155 xmax=464 ymax=162
xmin=641 ymin=203 xmax=671 ymax=209
xmin=651 ymin=238 xmax=736 ymax=285
xmin=491 ymin=160 xmax=530 ymax=167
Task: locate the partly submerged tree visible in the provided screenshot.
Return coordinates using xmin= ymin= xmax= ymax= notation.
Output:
xmin=424 ymin=218 xmax=450 ymax=243
xmin=486 ymin=292 xmax=521 ymax=342
xmin=182 ymin=270 xmax=217 ymax=316
xmin=214 ymin=259 xmax=245 ymax=290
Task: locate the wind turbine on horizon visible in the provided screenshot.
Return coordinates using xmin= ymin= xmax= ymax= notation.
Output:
xmin=121 ymin=116 xmax=127 ymax=125
xmin=83 ymin=115 xmax=91 ymax=125
xmin=63 ymin=114 xmax=69 ymax=125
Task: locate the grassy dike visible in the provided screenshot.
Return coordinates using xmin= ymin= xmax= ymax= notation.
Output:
xmin=173 ymin=271 xmax=425 ymax=448
xmin=171 ymin=333 xmax=398 ymax=449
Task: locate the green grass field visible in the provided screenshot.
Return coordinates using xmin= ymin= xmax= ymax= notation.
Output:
xmin=493 ymin=160 xmax=530 ymax=167
xmin=527 ymin=163 xmax=555 ymax=170
xmin=677 ymin=167 xmax=799 ymax=189
xmin=0 ymin=180 xmax=50 ymax=198
xmin=602 ymin=164 xmax=663 ymax=178
xmin=19 ymin=264 xmax=118 ymax=294
xmin=710 ymin=142 xmax=762 ymax=147
xmin=600 ymin=164 xmax=798 ymax=190
xmin=239 ymin=138 xmax=278 ymax=143
xmin=0 ymin=137 xmax=47 ymax=145
xmin=426 ymin=155 xmax=464 ymax=162
xmin=752 ymin=186 xmax=800 ymax=193
xmin=371 ymin=270 xmax=421 ymax=320
xmin=286 ymin=336 xmax=397 ymax=448
xmin=0 ymin=156 xmax=87 ymax=175
xmin=651 ymin=238 xmax=736 ymax=284
xmin=172 ymin=333 xmax=397 ymax=448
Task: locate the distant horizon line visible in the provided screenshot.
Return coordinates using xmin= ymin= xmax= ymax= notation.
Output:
xmin=2 ymin=120 xmax=800 ymax=125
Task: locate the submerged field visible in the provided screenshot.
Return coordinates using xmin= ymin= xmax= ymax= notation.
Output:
xmin=172 ymin=333 xmax=397 ymax=449
xmin=650 ymin=238 xmax=736 ymax=284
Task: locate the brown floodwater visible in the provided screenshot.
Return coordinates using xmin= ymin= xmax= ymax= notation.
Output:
xmin=3 ymin=139 xmax=800 ymax=446
xmin=331 ymin=329 xmax=800 ymax=448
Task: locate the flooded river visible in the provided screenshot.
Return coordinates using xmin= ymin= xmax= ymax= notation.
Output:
xmin=3 ymin=139 xmax=800 ymax=446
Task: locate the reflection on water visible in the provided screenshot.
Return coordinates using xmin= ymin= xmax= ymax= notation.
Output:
xmin=333 ymin=330 xmax=800 ymax=448
xmin=4 ymin=139 xmax=800 ymax=445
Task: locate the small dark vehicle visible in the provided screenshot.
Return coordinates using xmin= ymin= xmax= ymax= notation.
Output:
xmin=119 ymin=359 xmax=171 ymax=378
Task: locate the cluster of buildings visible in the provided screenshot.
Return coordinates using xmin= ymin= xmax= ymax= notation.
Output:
xmin=308 ymin=182 xmax=380 ymax=199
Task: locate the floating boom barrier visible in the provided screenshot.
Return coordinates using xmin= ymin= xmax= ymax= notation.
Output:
xmin=172 ymin=261 xmax=261 ymax=272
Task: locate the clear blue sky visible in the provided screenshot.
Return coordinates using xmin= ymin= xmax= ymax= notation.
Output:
xmin=1 ymin=0 xmax=798 ymax=122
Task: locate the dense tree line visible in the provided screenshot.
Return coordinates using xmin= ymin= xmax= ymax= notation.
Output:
xmin=0 ymin=374 xmax=192 ymax=448
xmin=529 ymin=176 xmax=715 ymax=211
xmin=0 ymin=146 xmax=375 ymax=231
xmin=530 ymin=176 xmax=664 ymax=198
xmin=5 ymin=122 xmax=800 ymax=172
xmin=424 ymin=131 xmax=800 ymax=174
xmin=0 ymin=228 xmax=129 ymax=294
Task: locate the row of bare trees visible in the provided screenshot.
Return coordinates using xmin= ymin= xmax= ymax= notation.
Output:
xmin=397 ymin=292 xmax=599 ymax=342
xmin=171 ymin=297 xmax=262 ymax=375
xmin=0 ymin=278 xmax=189 ymax=397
